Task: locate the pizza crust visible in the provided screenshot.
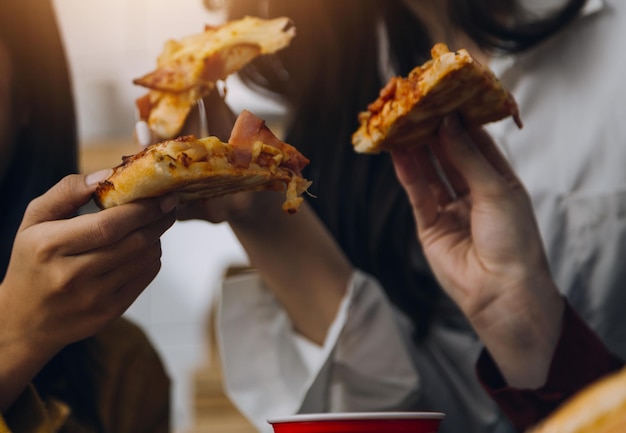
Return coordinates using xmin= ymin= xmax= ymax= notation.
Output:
xmin=352 ymin=43 xmax=522 ymax=153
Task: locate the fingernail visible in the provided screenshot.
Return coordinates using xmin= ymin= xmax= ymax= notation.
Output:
xmin=85 ymin=168 xmax=113 ymax=186
xmin=136 ymin=121 xmax=152 ymax=148
xmin=160 ymin=195 xmax=179 ymax=213
xmin=443 ymin=114 xmax=463 ymax=136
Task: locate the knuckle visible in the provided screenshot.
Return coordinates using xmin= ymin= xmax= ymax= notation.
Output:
xmin=30 ymin=239 xmax=50 ymax=261
xmin=151 ymin=243 xmax=163 ymax=263
xmin=48 ymin=265 xmax=76 ymax=296
xmin=148 ymin=257 xmax=162 ymax=275
xmin=127 ymin=230 xmax=152 ymax=253
xmin=140 ymin=246 xmax=163 ymax=277
xmin=139 ymin=242 xmax=163 ymax=267
xmin=91 ymin=214 xmax=117 ymax=244
xmin=146 ymin=260 xmax=162 ymax=283
xmin=31 ymin=235 xmax=61 ymax=265
xmin=57 ymin=174 xmax=76 ymax=195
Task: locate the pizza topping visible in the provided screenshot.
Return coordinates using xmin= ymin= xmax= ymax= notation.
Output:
xmin=283 ymin=176 xmax=311 ymax=214
xmin=94 ymin=111 xmax=311 ymax=213
xmin=228 ymin=109 xmax=310 ymax=174
xmin=367 ymin=77 xmax=400 ymax=114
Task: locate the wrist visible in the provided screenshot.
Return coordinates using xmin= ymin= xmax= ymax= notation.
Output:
xmin=228 ymin=191 xmax=289 ymax=225
xmin=0 ymin=289 xmax=64 ymax=411
xmin=0 ymin=332 xmax=61 ymax=411
xmin=469 ymin=277 xmax=565 ymax=388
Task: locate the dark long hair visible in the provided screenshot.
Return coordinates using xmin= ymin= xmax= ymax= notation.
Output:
xmin=0 ymin=0 xmax=103 ymax=430
xmin=221 ymin=0 xmax=586 ymax=338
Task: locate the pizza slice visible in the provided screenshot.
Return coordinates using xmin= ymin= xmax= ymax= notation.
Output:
xmin=134 ymin=16 xmax=296 ymax=140
xmin=93 ymin=110 xmax=311 ymax=214
xmin=352 ymin=43 xmax=522 ymax=153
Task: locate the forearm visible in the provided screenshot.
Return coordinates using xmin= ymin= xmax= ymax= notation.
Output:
xmin=229 ymin=194 xmax=352 ymax=344
xmin=0 ymin=279 xmax=64 ymax=412
xmin=219 ymin=269 xmax=420 ymax=429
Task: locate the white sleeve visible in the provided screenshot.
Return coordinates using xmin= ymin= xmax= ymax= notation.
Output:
xmin=217 ymin=269 xmax=420 ymax=433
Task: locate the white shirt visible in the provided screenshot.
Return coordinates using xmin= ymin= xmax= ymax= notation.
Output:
xmin=486 ymin=0 xmax=626 ymax=358
xmin=218 ymin=271 xmax=509 ymax=433
xmin=219 ymin=1 xmax=626 ymax=432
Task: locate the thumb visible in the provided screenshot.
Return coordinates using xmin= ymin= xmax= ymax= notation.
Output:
xmin=20 ymin=169 xmax=112 ymax=228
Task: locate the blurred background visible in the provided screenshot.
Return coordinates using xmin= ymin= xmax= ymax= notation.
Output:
xmin=51 ymin=0 xmax=283 ymax=431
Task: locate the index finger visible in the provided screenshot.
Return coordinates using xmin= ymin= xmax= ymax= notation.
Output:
xmin=20 ymin=171 xmax=111 ymax=229
xmin=391 ymin=146 xmax=442 ymax=232
xmin=46 ymin=195 xmax=178 ymax=255
xmin=438 ymin=115 xmax=522 ymax=199
xmin=467 ymin=126 xmax=523 ymax=188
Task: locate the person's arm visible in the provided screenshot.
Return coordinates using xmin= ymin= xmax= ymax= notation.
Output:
xmin=217 ymin=268 xmax=420 ymax=433
xmin=175 ymin=97 xmax=353 ymax=345
xmin=0 ymin=171 xmax=176 ymax=412
xmin=230 ymin=194 xmax=352 ymax=344
xmin=477 ymin=299 xmax=624 ymax=431
xmin=391 ymin=114 xmax=565 ymax=389
xmin=180 ymin=190 xmax=352 ymax=344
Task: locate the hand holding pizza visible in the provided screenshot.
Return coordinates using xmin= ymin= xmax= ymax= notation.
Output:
xmin=175 ymin=188 xmax=268 ymax=224
xmin=0 ymin=171 xmax=176 ymax=410
xmin=391 ymin=114 xmax=564 ymax=389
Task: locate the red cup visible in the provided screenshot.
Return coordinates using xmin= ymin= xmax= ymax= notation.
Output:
xmin=268 ymin=412 xmax=445 ymax=433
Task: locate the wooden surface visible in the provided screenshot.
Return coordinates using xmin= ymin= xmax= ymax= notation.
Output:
xmin=79 ymin=138 xmax=138 ymax=174
xmin=186 ymin=303 xmax=258 ymax=433
xmin=188 ymin=362 xmax=258 ymax=433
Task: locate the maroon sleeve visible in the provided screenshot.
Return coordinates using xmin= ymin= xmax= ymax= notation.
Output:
xmin=476 ymin=300 xmax=624 ymax=432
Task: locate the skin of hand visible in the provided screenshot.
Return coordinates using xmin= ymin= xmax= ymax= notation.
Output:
xmin=0 ymin=170 xmax=178 ymax=411
xmin=391 ymin=114 xmax=565 ymax=389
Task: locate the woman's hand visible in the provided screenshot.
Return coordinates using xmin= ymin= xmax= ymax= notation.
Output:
xmin=391 ymin=115 xmax=564 ymax=388
xmin=0 ymin=170 xmax=177 ymax=410
xmin=176 ymin=189 xmax=278 ymax=223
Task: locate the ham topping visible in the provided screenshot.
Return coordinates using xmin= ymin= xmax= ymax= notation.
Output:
xmin=228 ymin=109 xmax=309 ymax=174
